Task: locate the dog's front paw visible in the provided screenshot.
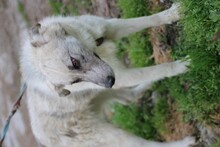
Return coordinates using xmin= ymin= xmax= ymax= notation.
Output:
xmin=166 ymin=3 xmax=181 ymax=23
xmin=172 ymin=59 xmax=190 ymax=75
xmin=181 ymin=136 xmax=196 ymax=147
xmin=132 ymin=82 xmax=153 ymax=101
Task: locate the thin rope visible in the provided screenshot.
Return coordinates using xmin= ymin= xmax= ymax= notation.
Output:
xmin=0 ymin=83 xmax=27 ymax=147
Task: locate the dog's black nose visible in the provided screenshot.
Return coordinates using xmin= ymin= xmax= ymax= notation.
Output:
xmin=105 ymin=76 xmax=115 ymax=88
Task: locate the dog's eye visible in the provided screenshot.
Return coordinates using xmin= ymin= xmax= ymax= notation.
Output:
xmin=95 ymin=37 xmax=104 ymax=46
xmin=70 ymin=57 xmax=80 ymax=70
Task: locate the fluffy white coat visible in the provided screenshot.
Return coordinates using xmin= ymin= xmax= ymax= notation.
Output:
xmin=20 ymin=4 xmax=195 ymax=147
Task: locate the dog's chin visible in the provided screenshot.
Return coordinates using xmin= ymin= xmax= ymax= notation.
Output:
xmin=70 ymin=80 xmax=114 ymax=88
xmin=98 ymin=82 xmax=114 ymax=88
xmin=89 ymin=76 xmax=115 ymax=88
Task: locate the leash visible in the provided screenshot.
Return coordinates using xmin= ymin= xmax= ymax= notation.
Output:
xmin=0 ymin=83 xmax=27 ymax=147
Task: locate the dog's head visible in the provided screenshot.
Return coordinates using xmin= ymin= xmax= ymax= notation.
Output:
xmin=25 ymin=21 xmax=115 ymax=91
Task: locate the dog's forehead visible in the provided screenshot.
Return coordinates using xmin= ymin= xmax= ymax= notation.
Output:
xmin=39 ymin=17 xmax=97 ymax=50
xmin=59 ymin=37 xmax=84 ymax=51
xmin=50 ymin=37 xmax=91 ymax=57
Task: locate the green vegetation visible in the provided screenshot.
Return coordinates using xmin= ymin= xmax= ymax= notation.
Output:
xmin=112 ymin=103 xmax=158 ymax=140
xmin=111 ymin=85 xmax=170 ymax=140
xmin=113 ymin=0 xmax=220 ymax=144
xmin=170 ymin=0 xmax=220 ymax=123
xmin=49 ymin=0 xmax=91 ymax=15
xmin=151 ymin=96 xmax=169 ymax=134
xmin=49 ymin=0 xmax=78 ymax=15
xmin=112 ymin=97 xmax=169 ymax=140
xmin=116 ymin=0 xmax=153 ymax=67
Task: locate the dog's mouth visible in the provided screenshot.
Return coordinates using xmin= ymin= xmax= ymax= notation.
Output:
xmin=70 ymin=76 xmax=115 ymax=88
xmin=71 ymin=79 xmax=83 ymax=84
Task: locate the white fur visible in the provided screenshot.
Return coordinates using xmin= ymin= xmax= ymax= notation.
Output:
xmin=20 ymin=4 xmax=195 ymax=147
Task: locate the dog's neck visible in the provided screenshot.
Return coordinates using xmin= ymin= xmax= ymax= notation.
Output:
xmin=21 ymin=54 xmax=60 ymax=97
xmin=26 ymin=77 xmax=57 ymax=97
xmin=25 ymin=72 xmax=105 ymax=99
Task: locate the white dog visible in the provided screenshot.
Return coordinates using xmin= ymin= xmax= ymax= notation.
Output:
xmin=20 ymin=3 xmax=195 ymax=147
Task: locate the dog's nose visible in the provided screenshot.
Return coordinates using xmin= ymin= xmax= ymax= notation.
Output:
xmin=105 ymin=76 xmax=115 ymax=88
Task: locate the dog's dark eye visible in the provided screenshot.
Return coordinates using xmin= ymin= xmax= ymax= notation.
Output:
xmin=95 ymin=37 xmax=104 ymax=46
xmin=70 ymin=57 xmax=80 ymax=70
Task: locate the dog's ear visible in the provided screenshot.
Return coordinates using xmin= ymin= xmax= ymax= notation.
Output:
xmin=29 ymin=23 xmax=48 ymax=47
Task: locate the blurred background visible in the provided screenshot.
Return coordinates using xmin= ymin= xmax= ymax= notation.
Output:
xmin=0 ymin=1 xmax=51 ymax=146
xmin=0 ymin=0 xmax=220 ymax=147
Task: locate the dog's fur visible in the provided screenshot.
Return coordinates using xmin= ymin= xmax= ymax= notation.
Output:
xmin=20 ymin=4 xmax=195 ymax=147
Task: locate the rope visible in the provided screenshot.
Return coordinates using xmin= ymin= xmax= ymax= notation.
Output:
xmin=0 ymin=83 xmax=27 ymax=147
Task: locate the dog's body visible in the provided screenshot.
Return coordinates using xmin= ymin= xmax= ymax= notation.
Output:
xmin=20 ymin=4 xmax=195 ymax=147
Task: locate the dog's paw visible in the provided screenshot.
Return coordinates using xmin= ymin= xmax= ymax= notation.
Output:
xmin=132 ymin=82 xmax=153 ymax=100
xmin=181 ymin=136 xmax=196 ymax=147
xmin=172 ymin=60 xmax=190 ymax=75
xmin=166 ymin=3 xmax=181 ymax=23
xmin=170 ymin=3 xmax=181 ymax=11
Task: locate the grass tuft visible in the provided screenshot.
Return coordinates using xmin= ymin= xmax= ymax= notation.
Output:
xmin=168 ymin=0 xmax=220 ymax=123
xmin=116 ymin=0 xmax=153 ymax=67
xmin=112 ymin=103 xmax=158 ymax=140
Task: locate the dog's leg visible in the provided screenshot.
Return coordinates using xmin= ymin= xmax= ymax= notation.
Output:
xmin=114 ymin=60 xmax=189 ymax=88
xmin=92 ymin=60 xmax=188 ymax=119
xmin=94 ymin=84 xmax=150 ymax=105
xmin=92 ymin=79 xmax=162 ymax=120
xmin=107 ymin=3 xmax=180 ymax=39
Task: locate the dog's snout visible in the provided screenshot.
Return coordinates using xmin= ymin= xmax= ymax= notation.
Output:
xmin=105 ymin=76 xmax=115 ymax=88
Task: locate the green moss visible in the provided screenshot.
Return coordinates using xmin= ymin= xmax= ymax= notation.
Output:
xmin=116 ymin=0 xmax=153 ymax=67
xmin=117 ymin=34 xmax=153 ymax=67
xmin=112 ymin=96 xmax=170 ymax=140
xmin=117 ymin=0 xmax=150 ymax=18
xmin=114 ymin=0 xmax=220 ymax=144
xmin=151 ymin=98 xmax=169 ymax=134
xmin=111 ymin=103 xmax=158 ymax=140
xmin=163 ymin=0 xmax=220 ymax=123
